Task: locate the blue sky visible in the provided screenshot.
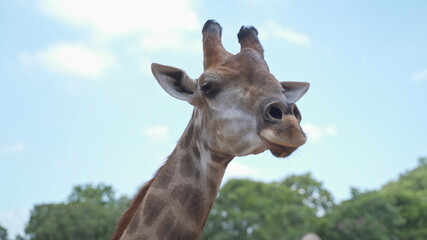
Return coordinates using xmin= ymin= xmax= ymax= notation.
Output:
xmin=1 ymin=0 xmax=426 ymax=237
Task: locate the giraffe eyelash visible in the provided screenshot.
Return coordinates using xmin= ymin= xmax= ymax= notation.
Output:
xmin=201 ymin=82 xmax=220 ymax=99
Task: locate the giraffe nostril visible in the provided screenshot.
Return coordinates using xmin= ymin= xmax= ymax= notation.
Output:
xmin=264 ymin=102 xmax=286 ymax=123
xmin=269 ymin=107 xmax=283 ymax=120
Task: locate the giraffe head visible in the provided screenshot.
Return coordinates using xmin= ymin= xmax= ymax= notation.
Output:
xmin=151 ymin=20 xmax=309 ymax=158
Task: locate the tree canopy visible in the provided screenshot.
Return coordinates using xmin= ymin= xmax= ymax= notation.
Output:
xmin=24 ymin=184 xmax=130 ymax=240
xmin=0 ymin=223 xmax=8 ymax=240
xmin=202 ymin=174 xmax=332 ymax=240
xmin=317 ymin=158 xmax=427 ymax=240
xmin=1 ymin=157 xmax=424 ymax=240
xmin=202 ymin=158 xmax=427 ymax=240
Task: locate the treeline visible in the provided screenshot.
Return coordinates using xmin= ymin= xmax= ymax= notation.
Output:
xmin=202 ymin=158 xmax=427 ymax=239
xmin=2 ymin=185 xmax=130 ymax=240
xmin=0 ymin=158 xmax=426 ymax=240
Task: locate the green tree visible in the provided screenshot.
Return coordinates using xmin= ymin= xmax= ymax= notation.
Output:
xmin=202 ymin=174 xmax=331 ymax=240
xmin=316 ymin=157 xmax=427 ymax=240
xmin=15 ymin=235 xmax=25 ymax=240
xmin=25 ymin=184 xmax=130 ymax=240
xmin=0 ymin=223 xmax=7 ymax=240
xmin=318 ymin=191 xmax=403 ymax=240
xmin=381 ymin=157 xmax=427 ymax=239
xmin=68 ymin=184 xmax=115 ymax=205
xmin=281 ymin=173 xmax=334 ymax=215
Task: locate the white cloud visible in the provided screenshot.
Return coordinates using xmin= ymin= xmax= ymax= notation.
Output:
xmin=261 ymin=22 xmax=311 ymax=46
xmin=36 ymin=0 xmax=201 ymax=52
xmin=23 ymin=1 xmax=202 ymax=82
xmin=38 ymin=0 xmax=199 ymax=35
xmin=20 ymin=43 xmax=115 ymax=79
xmin=142 ymin=125 xmax=171 ymax=142
xmin=411 ymin=68 xmax=427 ymax=82
xmin=302 ymin=123 xmax=337 ymax=140
xmin=225 ymin=162 xmax=260 ymax=179
xmin=0 ymin=142 xmax=25 ymax=156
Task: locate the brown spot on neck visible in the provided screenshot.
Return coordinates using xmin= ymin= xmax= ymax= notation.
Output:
xmin=157 ymin=210 xmax=199 ymax=240
xmin=171 ymin=184 xmax=207 ymax=229
xmin=142 ymin=195 xmax=166 ymax=226
xmin=111 ymin=162 xmax=167 ymax=240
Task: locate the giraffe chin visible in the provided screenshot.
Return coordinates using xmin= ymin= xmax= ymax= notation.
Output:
xmin=260 ymin=138 xmax=298 ymax=158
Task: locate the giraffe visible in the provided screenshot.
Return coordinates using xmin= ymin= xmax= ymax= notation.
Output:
xmin=112 ymin=20 xmax=310 ymax=240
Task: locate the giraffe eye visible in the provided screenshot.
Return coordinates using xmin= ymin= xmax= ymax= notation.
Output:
xmin=201 ymin=82 xmax=219 ymax=99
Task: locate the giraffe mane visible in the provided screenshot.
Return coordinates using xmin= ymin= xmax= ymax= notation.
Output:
xmin=111 ymin=162 xmax=167 ymax=240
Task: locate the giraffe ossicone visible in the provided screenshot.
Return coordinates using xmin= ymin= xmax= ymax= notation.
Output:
xmin=112 ymin=19 xmax=310 ymax=240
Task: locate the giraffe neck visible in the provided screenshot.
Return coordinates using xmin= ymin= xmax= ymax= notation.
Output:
xmin=118 ymin=111 xmax=233 ymax=240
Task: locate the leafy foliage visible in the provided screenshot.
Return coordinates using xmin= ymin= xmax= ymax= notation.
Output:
xmin=380 ymin=157 xmax=427 ymax=239
xmin=202 ymin=174 xmax=331 ymax=240
xmin=318 ymin=158 xmax=427 ymax=240
xmin=281 ymin=173 xmax=334 ymax=215
xmin=0 ymin=223 xmax=7 ymax=240
xmin=25 ymin=184 xmax=130 ymax=240
xmin=17 ymin=157 xmax=427 ymax=240
xmin=67 ymin=184 xmax=116 ymax=205
xmin=203 ymin=159 xmax=427 ymax=239
xmin=317 ymin=191 xmax=403 ymax=240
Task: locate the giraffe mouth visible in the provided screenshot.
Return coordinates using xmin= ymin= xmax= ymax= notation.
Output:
xmin=260 ymin=137 xmax=298 ymax=158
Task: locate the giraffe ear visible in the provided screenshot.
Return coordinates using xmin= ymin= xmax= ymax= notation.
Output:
xmin=151 ymin=63 xmax=197 ymax=103
xmin=280 ymin=81 xmax=310 ymax=103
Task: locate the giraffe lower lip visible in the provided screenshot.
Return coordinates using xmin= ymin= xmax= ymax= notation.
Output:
xmin=261 ymin=137 xmax=297 ymax=158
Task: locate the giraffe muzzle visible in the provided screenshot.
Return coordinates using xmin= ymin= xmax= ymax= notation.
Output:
xmin=259 ymin=101 xmax=306 ymax=157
